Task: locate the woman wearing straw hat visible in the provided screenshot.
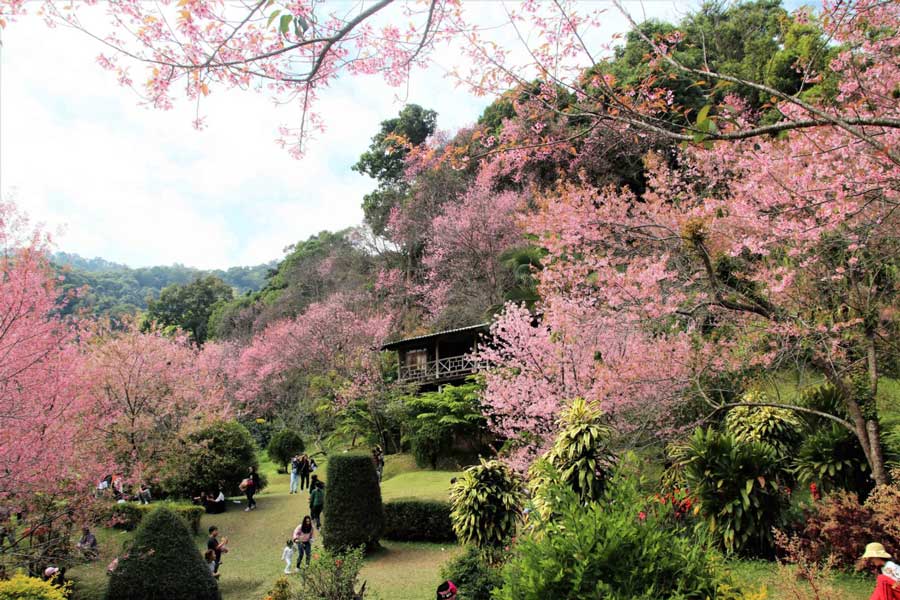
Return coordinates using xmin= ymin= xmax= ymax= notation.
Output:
xmin=862 ymin=542 xmax=900 ymax=600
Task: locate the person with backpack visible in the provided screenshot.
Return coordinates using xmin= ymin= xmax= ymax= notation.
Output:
xmin=289 ymin=455 xmax=301 ymax=495
xmin=309 ymin=477 xmax=325 ymax=529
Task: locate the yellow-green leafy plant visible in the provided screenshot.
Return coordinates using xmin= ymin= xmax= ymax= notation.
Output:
xmin=450 ymin=459 xmax=523 ymax=549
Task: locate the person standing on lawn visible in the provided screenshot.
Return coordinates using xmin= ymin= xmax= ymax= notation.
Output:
xmin=298 ymin=454 xmax=311 ymax=491
xmin=309 ymin=477 xmax=325 ymax=530
xmin=281 ymin=539 xmax=295 ymax=574
xmin=293 ymin=516 xmax=314 ymax=568
xmin=245 ymin=466 xmax=261 ymax=511
xmin=206 ymin=526 xmax=228 ymax=574
xmin=289 ymin=455 xmax=301 ymax=495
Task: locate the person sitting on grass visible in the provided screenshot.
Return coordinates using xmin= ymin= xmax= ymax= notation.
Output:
xmin=207 ymin=488 xmax=227 ymax=514
xmin=137 ymin=483 xmax=152 ymax=505
xmin=863 ymin=543 xmax=900 ymax=600
xmin=76 ymin=526 xmax=98 ymax=560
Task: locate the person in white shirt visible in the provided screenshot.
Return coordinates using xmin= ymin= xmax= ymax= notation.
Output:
xmin=863 ymin=543 xmax=900 ymax=580
xmin=281 ymin=539 xmax=295 ymax=574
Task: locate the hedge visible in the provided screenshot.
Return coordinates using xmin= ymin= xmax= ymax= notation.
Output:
xmin=106 ymin=506 xmax=220 ymax=600
xmin=108 ymin=501 xmax=205 ymax=535
xmin=322 ymin=453 xmax=384 ymax=552
xmin=383 ymin=499 xmax=456 ymax=542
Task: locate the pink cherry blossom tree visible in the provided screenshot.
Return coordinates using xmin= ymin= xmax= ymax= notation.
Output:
xmin=421 ymin=176 xmax=524 ymax=324
xmin=234 ymin=293 xmax=390 ymax=419
xmin=0 ymin=201 xmax=91 ymax=501
xmin=79 ymin=321 xmax=230 ymax=482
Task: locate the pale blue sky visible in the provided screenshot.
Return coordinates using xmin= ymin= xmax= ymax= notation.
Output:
xmin=1 ymin=0 xmax=786 ymax=269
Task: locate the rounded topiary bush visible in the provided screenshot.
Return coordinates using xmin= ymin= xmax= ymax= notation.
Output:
xmin=162 ymin=420 xmax=263 ymax=498
xmin=266 ymin=429 xmax=305 ymax=472
xmin=105 ymin=506 xmax=220 ymax=600
xmin=323 ymin=453 xmax=384 ymax=552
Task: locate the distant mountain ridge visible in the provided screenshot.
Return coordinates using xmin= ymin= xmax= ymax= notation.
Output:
xmin=53 ymin=251 xmax=276 ymax=317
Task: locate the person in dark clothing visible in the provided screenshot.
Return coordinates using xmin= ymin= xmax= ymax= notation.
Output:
xmin=206 ymin=526 xmax=228 ymax=573
xmin=309 ymin=478 xmax=325 ymax=529
xmin=243 ymin=466 xmax=260 ymax=511
xmin=298 ymin=454 xmax=311 ymax=491
xmin=76 ymin=526 xmax=98 ymax=560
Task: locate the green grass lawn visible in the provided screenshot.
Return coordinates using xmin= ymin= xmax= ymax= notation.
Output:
xmin=67 ymin=453 xmax=461 ymax=600
xmin=729 ymin=559 xmax=873 ymax=599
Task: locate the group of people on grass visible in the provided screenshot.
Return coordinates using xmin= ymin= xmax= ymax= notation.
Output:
xmin=96 ymin=475 xmax=152 ymax=504
xmin=193 ymin=488 xmax=227 ymax=514
xmin=289 ymin=453 xmax=318 ymax=494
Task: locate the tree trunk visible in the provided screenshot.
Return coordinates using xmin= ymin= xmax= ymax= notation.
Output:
xmin=822 ymin=366 xmax=889 ymax=486
xmin=867 ymin=419 xmax=888 ymax=485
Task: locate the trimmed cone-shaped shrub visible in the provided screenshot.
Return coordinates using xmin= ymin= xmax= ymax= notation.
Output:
xmin=323 ymin=453 xmax=384 ymax=552
xmin=106 ymin=506 xmax=220 ymax=600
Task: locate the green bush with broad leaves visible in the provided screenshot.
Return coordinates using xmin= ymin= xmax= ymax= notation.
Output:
xmin=323 ymin=454 xmax=384 ymax=552
xmin=680 ymin=427 xmax=789 ymax=557
xmin=794 ymin=424 xmax=872 ymax=495
xmin=725 ymin=391 xmax=805 ymax=458
xmin=495 ymin=466 xmax=729 ymax=600
xmin=105 ymin=506 xmax=220 ymax=600
xmin=266 ymin=429 xmax=306 ymax=472
xmin=450 ymin=459 xmax=523 ymax=549
xmin=529 ymin=397 xmax=615 ymax=515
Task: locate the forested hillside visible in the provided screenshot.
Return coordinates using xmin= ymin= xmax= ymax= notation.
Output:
xmin=53 ymin=252 xmax=275 ymax=317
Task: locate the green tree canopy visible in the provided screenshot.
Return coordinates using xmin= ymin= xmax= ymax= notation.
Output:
xmin=145 ymin=275 xmax=234 ymax=344
xmin=353 ymin=104 xmax=437 ymax=235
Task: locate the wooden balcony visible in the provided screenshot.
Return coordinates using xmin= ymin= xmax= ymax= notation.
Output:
xmin=397 ymin=355 xmax=479 ymax=385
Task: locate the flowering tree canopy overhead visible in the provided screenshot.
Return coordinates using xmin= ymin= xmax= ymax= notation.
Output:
xmin=4 ymin=0 xmax=898 ymax=158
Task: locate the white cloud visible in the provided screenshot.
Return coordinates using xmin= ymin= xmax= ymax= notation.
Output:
xmin=0 ymin=1 xmax=689 ymax=268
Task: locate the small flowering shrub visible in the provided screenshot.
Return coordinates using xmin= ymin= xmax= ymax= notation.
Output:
xmin=0 ymin=572 xmax=69 ymax=600
xmin=294 ymin=547 xmax=367 ymax=600
xmin=495 ymin=467 xmax=730 ymax=600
